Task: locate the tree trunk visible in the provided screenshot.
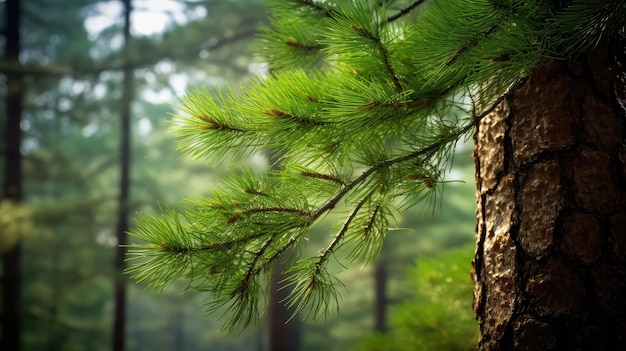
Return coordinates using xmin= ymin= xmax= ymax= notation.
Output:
xmin=269 ymin=253 xmax=300 ymax=351
xmin=473 ymin=41 xmax=626 ymax=350
xmin=1 ymin=0 xmax=23 ymax=350
xmin=373 ymin=258 xmax=387 ymax=333
xmin=113 ymin=1 xmax=133 ymax=350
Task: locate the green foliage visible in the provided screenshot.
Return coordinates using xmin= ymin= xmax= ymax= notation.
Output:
xmin=551 ymin=0 xmax=626 ymax=56
xmin=127 ymin=0 xmax=626 ymax=331
xmin=0 ymin=201 xmax=34 ymax=252
xmin=353 ymin=246 xmax=477 ymax=351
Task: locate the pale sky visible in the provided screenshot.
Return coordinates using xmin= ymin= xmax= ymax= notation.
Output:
xmin=81 ymin=0 xmax=258 ymax=134
xmin=82 ymin=1 xmax=200 ymax=137
xmin=83 ymin=0 xmax=205 ymax=38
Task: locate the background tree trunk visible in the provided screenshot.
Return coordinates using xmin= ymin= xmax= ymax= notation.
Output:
xmin=373 ymin=257 xmax=388 ymax=333
xmin=113 ymin=0 xmax=133 ymax=350
xmin=269 ymin=253 xmax=300 ymax=351
xmin=1 ymin=0 xmax=23 ymax=350
xmin=473 ymin=41 xmax=626 ymax=350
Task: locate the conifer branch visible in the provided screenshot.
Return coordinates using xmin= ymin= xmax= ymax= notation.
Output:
xmin=348 ymin=24 xmax=403 ymax=91
xmin=236 ymin=236 xmax=275 ymax=295
xmin=283 ymin=37 xmax=324 ymax=52
xmin=445 ymin=24 xmax=497 ymax=67
xmin=378 ymin=37 xmax=404 ymax=92
xmin=387 ymin=0 xmax=427 ymax=23
xmin=317 ymin=195 xmax=370 ymax=266
xmin=243 ymin=207 xmax=309 ymax=217
xmin=197 ymin=115 xmax=246 ymax=132
xmin=300 ymin=171 xmax=345 ymax=186
xmin=295 ymin=0 xmax=335 ymax=17
xmin=309 ymin=122 xmax=471 ymax=223
xmin=200 ymin=232 xmax=269 ymax=251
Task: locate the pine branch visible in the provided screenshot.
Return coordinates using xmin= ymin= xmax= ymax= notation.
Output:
xmin=234 ymin=236 xmax=275 ymax=298
xmin=350 ymin=23 xmax=404 ymax=91
xmin=295 ymin=0 xmax=336 ymax=16
xmin=551 ymin=0 xmax=626 ymax=56
xmin=279 ymin=195 xmax=369 ymax=319
xmin=317 ymin=195 xmax=371 ymax=266
xmin=387 ymin=0 xmax=428 ymax=23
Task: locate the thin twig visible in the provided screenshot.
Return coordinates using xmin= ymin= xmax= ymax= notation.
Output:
xmin=376 ymin=39 xmax=404 ymax=91
xmin=317 ymin=195 xmax=371 ymax=267
xmin=387 ymin=0 xmax=428 ymax=23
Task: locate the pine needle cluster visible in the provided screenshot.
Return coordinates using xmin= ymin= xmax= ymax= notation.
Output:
xmin=126 ymin=0 xmax=626 ymax=331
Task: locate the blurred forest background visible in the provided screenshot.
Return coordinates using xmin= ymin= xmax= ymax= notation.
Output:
xmin=1 ymin=0 xmax=477 ymax=350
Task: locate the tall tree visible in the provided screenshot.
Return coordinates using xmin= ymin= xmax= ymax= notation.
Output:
xmin=372 ymin=256 xmax=387 ymax=333
xmin=1 ymin=0 xmax=24 ymax=350
xmin=269 ymin=253 xmax=301 ymax=351
xmin=113 ymin=0 xmax=133 ymax=350
xmin=125 ymin=0 xmax=626 ymax=348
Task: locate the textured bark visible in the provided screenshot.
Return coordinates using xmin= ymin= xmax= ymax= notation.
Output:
xmin=473 ymin=42 xmax=626 ymax=350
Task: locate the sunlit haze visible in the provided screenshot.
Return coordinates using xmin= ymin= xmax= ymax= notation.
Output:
xmin=83 ymin=1 xmax=206 ymax=110
xmin=84 ymin=0 xmax=199 ymax=38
